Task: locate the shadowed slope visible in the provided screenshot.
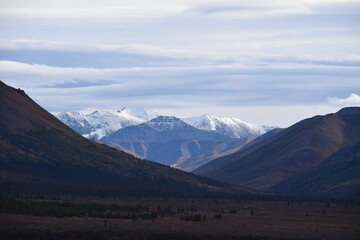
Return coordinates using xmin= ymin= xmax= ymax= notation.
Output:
xmin=0 ymin=81 xmax=258 ymax=196
xmin=177 ymin=136 xmax=255 ymax=171
xmin=194 ymin=109 xmax=360 ymax=196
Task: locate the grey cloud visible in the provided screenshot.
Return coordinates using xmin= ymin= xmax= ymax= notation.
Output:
xmin=1 ymin=39 xmax=359 ymax=69
xmin=2 ymin=61 xmax=359 ymax=113
xmin=1 ymin=1 xmax=358 ymax=126
xmin=49 ymin=79 xmax=116 ymax=88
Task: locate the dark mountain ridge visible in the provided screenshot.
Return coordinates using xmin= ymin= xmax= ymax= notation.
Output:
xmin=337 ymin=106 xmax=360 ymax=115
xmin=0 ymin=81 xmax=258 ymax=197
xmin=194 ymin=109 xmax=360 ymax=197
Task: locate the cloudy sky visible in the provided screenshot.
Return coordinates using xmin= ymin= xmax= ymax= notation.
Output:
xmin=1 ymin=0 xmax=359 ymax=127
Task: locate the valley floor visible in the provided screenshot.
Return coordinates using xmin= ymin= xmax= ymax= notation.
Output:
xmin=0 ymin=197 xmax=359 ymax=240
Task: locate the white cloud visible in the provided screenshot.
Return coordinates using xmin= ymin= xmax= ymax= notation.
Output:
xmin=0 ymin=1 xmax=358 ymax=127
xmin=0 ymin=0 xmax=186 ymax=9
xmin=1 ymin=60 xmax=358 ymax=126
xmin=188 ymin=0 xmax=307 ymax=12
xmin=0 ymin=0 xmax=188 ymax=19
xmin=1 ymin=59 xmax=358 ymax=86
xmin=0 ymin=1 xmax=187 ymax=19
xmin=1 ymin=60 xmax=359 ymax=107
xmin=188 ymin=0 xmax=360 ymax=15
xmin=1 ymin=39 xmax=359 ymax=68
xmin=1 ymin=0 xmax=359 ymax=21
xmin=326 ymin=93 xmax=360 ymax=106
xmin=0 ymin=39 xmax=196 ymax=58
xmin=187 ymin=1 xmax=311 ymax=19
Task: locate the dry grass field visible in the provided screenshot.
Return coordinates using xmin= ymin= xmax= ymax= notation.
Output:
xmin=0 ymin=197 xmax=359 ymax=240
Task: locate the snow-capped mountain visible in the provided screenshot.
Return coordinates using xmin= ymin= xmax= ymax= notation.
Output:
xmin=182 ymin=114 xmax=275 ymax=138
xmin=57 ymin=111 xmax=94 ymax=135
xmin=145 ymin=116 xmax=191 ymax=131
xmin=101 ymin=116 xmax=232 ymax=166
xmin=56 ymin=108 xmax=159 ymax=139
xmin=102 ymin=116 xmax=231 ymax=143
xmin=117 ymin=107 xmax=158 ymax=122
xmin=57 ymin=110 xmax=276 ymax=170
xmin=57 ymin=109 xmax=276 ymax=140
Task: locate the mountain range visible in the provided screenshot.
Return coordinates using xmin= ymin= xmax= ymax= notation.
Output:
xmin=101 ymin=116 xmax=233 ymax=167
xmin=57 ymin=109 xmax=274 ymax=140
xmin=183 ymin=114 xmax=274 ymax=138
xmin=194 ymin=107 xmax=360 ymax=197
xmin=57 ymin=109 xmax=276 ymax=170
xmin=0 ymin=81 xmax=256 ymax=196
xmin=1 ymin=81 xmax=358 ymax=197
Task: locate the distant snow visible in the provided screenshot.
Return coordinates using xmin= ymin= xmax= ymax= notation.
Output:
xmin=57 ymin=108 xmax=276 ymax=140
xmin=182 ymin=114 xmax=276 ymax=138
xmin=57 ymin=108 xmax=159 ymax=139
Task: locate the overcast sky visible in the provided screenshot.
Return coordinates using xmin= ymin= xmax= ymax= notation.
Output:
xmin=1 ymin=0 xmax=359 ymax=127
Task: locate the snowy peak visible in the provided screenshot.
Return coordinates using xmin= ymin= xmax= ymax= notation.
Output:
xmin=56 ymin=107 xmax=159 ymax=139
xmin=56 ymin=111 xmax=94 ymax=135
xmin=102 ymin=115 xmax=231 ymax=144
xmin=182 ymin=114 xmax=276 ymax=138
xmin=117 ymin=107 xmax=159 ymax=121
xmin=57 ymin=108 xmax=275 ymax=140
xmin=85 ymin=111 xmax=126 ymax=139
xmin=184 ymin=114 xmax=217 ymax=131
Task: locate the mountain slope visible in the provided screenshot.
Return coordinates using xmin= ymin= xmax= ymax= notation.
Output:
xmin=269 ymin=141 xmax=360 ymax=196
xmin=192 ymin=128 xmax=285 ymax=178
xmin=337 ymin=106 xmax=360 ymax=115
xmin=102 ymin=116 xmax=231 ymax=143
xmin=193 ymin=109 xmax=360 ymax=196
xmin=0 ymin=81 xmax=257 ymax=196
xmin=177 ymin=136 xmax=255 ymax=171
xmin=104 ymin=139 xmax=229 ymax=166
xmin=183 ymin=114 xmax=275 ymax=138
xmin=101 ymin=116 xmax=233 ymax=167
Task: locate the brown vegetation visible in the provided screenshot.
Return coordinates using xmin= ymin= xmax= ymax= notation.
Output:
xmin=194 ymin=109 xmax=360 ymax=196
xmin=0 ymin=197 xmax=359 ymax=240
